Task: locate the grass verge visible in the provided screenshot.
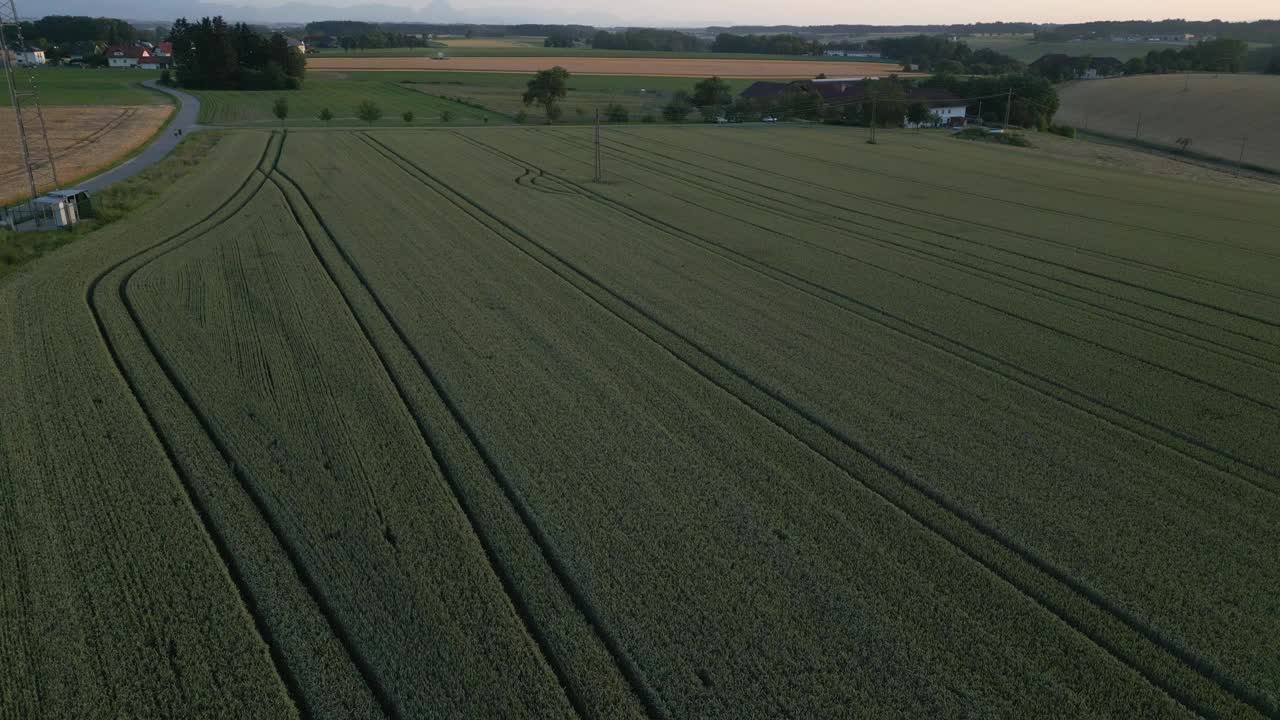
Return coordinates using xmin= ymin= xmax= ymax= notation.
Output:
xmin=0 ymin=132 xmax=221 ymax=281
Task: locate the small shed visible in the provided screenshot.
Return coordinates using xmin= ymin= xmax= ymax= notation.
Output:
xmin=31 ymin=194 xmax=80 ymax=228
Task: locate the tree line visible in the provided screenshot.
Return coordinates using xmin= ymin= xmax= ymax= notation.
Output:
xmin=870 ymin=35 xmax=1024 ymax=74
xmin=169 ymin=17 xmax=306 ymax=91
xmin=1119 ymin=38 xmax=1251 ymax=74
xmin=591 ymin=29 xmax=705 ymax=52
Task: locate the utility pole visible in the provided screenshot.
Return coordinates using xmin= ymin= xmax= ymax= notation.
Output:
xmin=1134 ymin=110 xmax=1142 ymax=139
xmin=1238 ymin=136 xmax=1248 ymax=167
xmin=1183 ymin=73 xmax=1190 ymax=92
xmin=1 ymin=0 xmax=59 ymax=223
xmin=1003 ymin=87 xmax=1012 ymax=129
xmin=977 ymin=100 xmax=983 ymax=125
xmin=867 ymin=95 xmax=877 ymax=144
xmin=593 ymin=107 xmax=603 ymax=182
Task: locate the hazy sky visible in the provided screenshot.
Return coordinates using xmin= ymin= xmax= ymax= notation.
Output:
xmin=38 ymin=0 xmax=1279 ymax=25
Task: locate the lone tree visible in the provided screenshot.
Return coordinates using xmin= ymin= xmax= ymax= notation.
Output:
xmin=318 ymin=107 xmax=333 ymax=122
xmin=356 ymin=99 xmax=383 ymax=125
xmin=272 ymin=96 xmax=289 ymax=125
xmin=906 ymin=102 xmax=931 ymax=127
xmin=402 ymin=110 xmax=414 ymax=123
xmin=523 ymin=66 xmax=570 ymax=124
xmin=692 ymin=76 xmax=731 ymax=121
xmin=662 ymin=90 xmax=693 ymax=122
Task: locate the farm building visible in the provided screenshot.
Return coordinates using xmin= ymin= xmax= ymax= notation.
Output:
xmin=15 ymin=48 xmax=45 ymax=65
xmin=741 ymin=79 xmax=968 ymax=127
xmin=287 ymin=38 xmax=307 ymax=54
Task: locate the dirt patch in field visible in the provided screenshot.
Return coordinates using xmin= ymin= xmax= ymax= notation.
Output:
xmin=0 ymin=105 xmax=172 ymax=204
xmin=309 ymin=55 xmax=905 ymax=78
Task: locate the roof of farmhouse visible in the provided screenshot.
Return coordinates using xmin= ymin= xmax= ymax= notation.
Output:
xmin=741 ymin=80 xmax=965 ymax=105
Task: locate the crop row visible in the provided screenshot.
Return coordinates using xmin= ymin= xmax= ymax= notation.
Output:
xmin=0 ymin=132 xmax=301 ymax=718
xmin=373 ymin=127 xmax=1279 ymax=715
xmin=301 ymin=130 xmax=1211 ymax=717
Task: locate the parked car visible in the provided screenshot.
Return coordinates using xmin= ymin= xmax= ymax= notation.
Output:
xmin=762 ymin=115 xmax=778 ymax=123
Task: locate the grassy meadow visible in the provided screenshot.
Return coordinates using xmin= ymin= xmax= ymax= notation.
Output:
xmin=0 ymin=66 xmax=165 ymax=105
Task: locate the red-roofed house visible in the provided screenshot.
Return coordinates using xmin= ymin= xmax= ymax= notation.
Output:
xmin=106 ymin=45 xmax=150 ymax=68
xmin=155 ymin=41 xmax=173 ymax=56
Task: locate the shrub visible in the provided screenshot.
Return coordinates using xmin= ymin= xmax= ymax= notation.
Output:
xmin=356 ymin=100 xmax=383 ymax=125
xmin=641 ymin=113 xmax=657 ymax=123
xmin=402 ymin=110 xmax=414 ymax=123
xmin=318 ymin=107 xmax=333 ymax=122
xmin=1048 ymin=124 xmax=1077 ymax=139
xmin=441 ymin=110 xmax=455 ymax=123
xmin=605 ymin=103 xmax=629 ymax=123
xmin=514 ymin=110 xmax=529 ymax=124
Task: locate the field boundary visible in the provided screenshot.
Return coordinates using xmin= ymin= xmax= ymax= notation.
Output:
xmin=277 ymin=135 xmax=667 ymax=720
xmin=405 ymin=129 xmax=1274 ymax=719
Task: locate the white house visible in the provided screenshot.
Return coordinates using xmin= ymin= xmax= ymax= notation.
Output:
xmin=903 ymin=88 xmax=968 ymax=128
xmin=286 ymin=38 xmax=306 ymax=54
xmin=16 ymin=49 xmax=46 ymax=65
xmin=106 ymin=46 xmax=150 ymax=68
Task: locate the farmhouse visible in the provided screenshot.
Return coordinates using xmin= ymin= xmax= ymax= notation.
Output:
xmin=106 ymin=46 xmax=151 ymax=68
xmin=287 ymin=38 xmax=307 ymax=54
xmin=741 ymin=79 xmax=968 ymax=127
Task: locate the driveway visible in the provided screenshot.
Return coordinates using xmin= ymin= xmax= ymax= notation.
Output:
xmin=76 ymin=80 xmax=202 ymax=194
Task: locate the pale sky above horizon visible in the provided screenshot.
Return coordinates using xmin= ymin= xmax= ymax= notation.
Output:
xmin=37 ymin=0 xmax=1280 ymax=27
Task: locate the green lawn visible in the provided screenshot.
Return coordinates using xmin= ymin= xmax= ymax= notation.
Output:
xmin=395 ymin=71 xmax=758 ymax=119
xmin=964 ymin=35 xmax=1197 ymax=62
xmin=0 ymin=67 xmax=166 ymax=106
xmin=189 ymin=74 xmax=510 ymax=126
xmin=308 ymin=45 xmax=899 ymax=63
xmin=191 ymin=71 xmax=761 ymax=125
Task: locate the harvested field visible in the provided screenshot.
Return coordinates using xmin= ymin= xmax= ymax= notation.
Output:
xmin=0 ymin=105 xmax=172 ymax=204
xmin=308 ymin=55 xmax=904 ymax=77
xmin=1057 ymin=73 xmax=1280 ymax=171
xmin=3 ymin=124 xmax=1279 ymax=719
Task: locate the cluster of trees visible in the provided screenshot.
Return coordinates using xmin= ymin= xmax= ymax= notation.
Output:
xmin=6 ymin=15 xmax=137 ymax=48
xmin=870 ymin=35 xmax=1024 ymax=74
xmin=1119 ymin=38 xmax=1251 ymax=74
xmin=1029 ymin=54 xmax=1124 ymax=81
xmin=591 ymin=29 xmax=705 ymax=51
xmin=1045 ymin=19 xmax=1280 ymax=46
xmin=710 ymin=33 xmax=820 ymax=55
xmin=169 ymin=17 xmax=306 ymax=91
xmin=704 ymin=22 xmax=1038 ymax=36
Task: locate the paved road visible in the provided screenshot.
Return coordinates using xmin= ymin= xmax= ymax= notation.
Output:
xmin=76 ymin=80 xmax=202 ymax=195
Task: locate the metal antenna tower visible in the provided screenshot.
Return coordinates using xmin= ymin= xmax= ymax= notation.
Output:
xmin=1 ymin=0 xmax=59 ymax=210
